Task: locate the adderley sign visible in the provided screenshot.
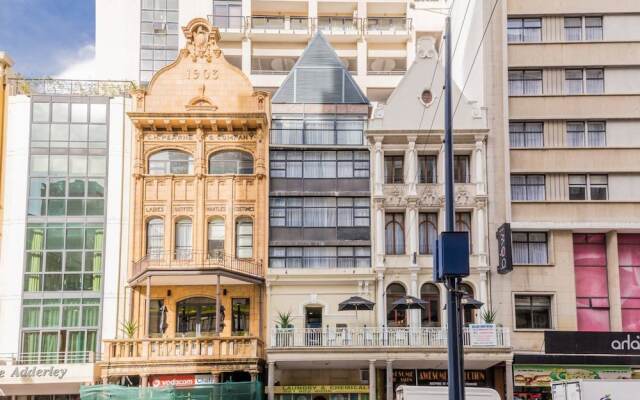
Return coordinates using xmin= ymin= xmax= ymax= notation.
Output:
xmin=0 ymin=366 xmax=68 ymax=380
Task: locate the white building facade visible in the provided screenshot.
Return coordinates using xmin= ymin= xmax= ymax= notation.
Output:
xmin=0 ymin=80 xmax=133 ymax=399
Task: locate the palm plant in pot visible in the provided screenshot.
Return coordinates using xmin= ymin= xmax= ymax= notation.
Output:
xmin=275 ymin=311 xmax=293 ymax=347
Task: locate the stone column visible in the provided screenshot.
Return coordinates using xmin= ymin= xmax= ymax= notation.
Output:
xmin=405 ymin=137 xmax=418 ymax=197
xmin=267 ymin=362 xmax=275 ymax=400
xmin=474 ymin=137 xmax=486 ymax=195
xmin=386 ymin=360 xmax=393 ymax=400
xmin=409 ymin=270 xmax=419 ymax=328
xmin=213 ymin=373 xmax=221 ymax=384
xmin=141 ymin=374 xmax=148 ymax=387
xmin=375 ymin=200 xmax=385 ymax=269
xmin=377 ymin=272 xmax=385 ymax=327
xmin=479 ymin=271 xmax=488 ymax=313
xmin=505 ymin=360 xmax=514 ymax=400
xmin=606 ymin=231 xmax=622 ymax=331
xmin=369 ymin=360 xmax=377 ymax=400
xmin=475 ymin=202 xmax=487 ymax=266
xmin=406 ymin=202 xmax=418 ymax=263
xmin=250 ymin=371 xmax=258 ymax=382
xmin=373 ymin=137 xmax=384 ymax=197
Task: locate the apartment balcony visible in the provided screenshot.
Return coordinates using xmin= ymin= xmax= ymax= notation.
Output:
xmin=269 ymin=327 xmax=511 ymax=350
xmin=129 ymin=250 xmax=264 ymax=286
xmin=208 ymin=15 xmax=246 ymax=40
xmin=248 ymin=16 xmax=312 ymax=41
xmin=317 ymin=17 xmax=360 ymax=39
xmin=364 ymin=17 xmax=411 ymax=41
xmin=100 ymin=337 xmax=264 ymax=376
xmin=367 ymin=57 xmax=407 ymax=76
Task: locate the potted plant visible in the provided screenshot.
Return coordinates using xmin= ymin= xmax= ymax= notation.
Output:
xmin=275 ymin=311 xmax=293 ymax=347
xmin=480 ymin=308 xmax=497 ymax=324
xmin=120 ymin=320 xmax=138 ymax=358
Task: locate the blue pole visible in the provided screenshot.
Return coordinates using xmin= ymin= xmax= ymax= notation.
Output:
xmin=444 ymin=15 xmax=465 ymax=400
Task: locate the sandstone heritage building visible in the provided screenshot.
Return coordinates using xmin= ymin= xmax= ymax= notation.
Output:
xmin=99 ymin=18 xmax=270 ymax=386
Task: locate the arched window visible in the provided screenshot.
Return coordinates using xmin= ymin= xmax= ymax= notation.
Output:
xmin=420 ymin=283 xmax=440 ymax=327
xmin=208 ymin=218 xmax=225 ymax=257
xmin=385 ymin=213 xmax=405 ymax=255
xmin=176 ymin=297 xmax=217 ymax=336
xmin=148 ymin=150 xmax=193 ymax=175
xmin=146 ymin=218 xmax=164 ymax=260
xmin=236 ymin=218 xmax=253 ymax=258
xmin=209 ymin=150 xmax=254 ymax=175
xmin=386 ymin=283 xmax=407 ymax=327
xmin=175 ymin=218 xmax=192 ymax=260
xmin=460 ymin=283 xmax=475 ymax=324
xmin=419 ymin=213 xmax=438 ymax=255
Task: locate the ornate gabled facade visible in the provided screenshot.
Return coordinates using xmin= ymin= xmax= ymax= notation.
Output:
xmin=98 ymin=18 xmax=270 ymax=387
xmin=365 ymin=36 xmax=511 ymax=399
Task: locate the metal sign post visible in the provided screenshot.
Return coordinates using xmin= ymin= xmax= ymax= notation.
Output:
xmin=443 ymin=15 xmax=465 ymax=400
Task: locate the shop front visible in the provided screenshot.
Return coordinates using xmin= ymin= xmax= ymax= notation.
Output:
xmin=384 ymin=367 xmax=503 ymax=398
xmin=0 ymin=362 xmax=95 ymax=399
xmin=513 ymin=331 xmax=640 ymax=400
xmin=272 ymin=385 xmax=369 ymax=400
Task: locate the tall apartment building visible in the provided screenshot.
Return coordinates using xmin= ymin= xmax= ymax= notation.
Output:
xmin=482 ymin=1 xmax=640 ymax=399
xmin=97 ymin=19 xmax=270 ymax=391
xmin=0 ymin=76 xmax=133 ymax=398
xmin=94 ymin=0 xmax=448 ymax=103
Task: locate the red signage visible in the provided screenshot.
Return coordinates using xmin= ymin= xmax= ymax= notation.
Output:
xmin=151 ymin=375 xmax=196 ymax=387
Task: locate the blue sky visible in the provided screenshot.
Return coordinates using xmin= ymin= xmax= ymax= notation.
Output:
xmin=0 ymin=0 xmax=95 ymax=77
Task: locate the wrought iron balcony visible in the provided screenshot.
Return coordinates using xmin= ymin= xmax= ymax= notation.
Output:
xmin=130 ymin=250 xmax=264 ymax=285
xmin=270 ymin=327 xmax=511 ymax=349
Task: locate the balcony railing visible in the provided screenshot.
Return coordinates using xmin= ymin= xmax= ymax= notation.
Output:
xmin=365 ymin=17 xmax=412 ymax=34
xmin=317 ymin=17 xmax=360 ymax=34
xmin=270 ymin=327 xmax=510 ymax=349
xmin=132 ymin=250 xmax=264 ymax=280
xmin=250 ymin=16 xmax=311 ymax=32
xmin=208 ymin=15 xmax=245 ymax=30
xmin=7 ymin=78 xmax=134 ymax=97
xmin=0 ymin=351 xmax=97 ymax=365
xmin=102 ymin=337 xmax=264 ymax=364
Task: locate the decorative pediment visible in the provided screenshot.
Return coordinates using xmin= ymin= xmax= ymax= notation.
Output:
xmin=183 ymin=19 xmax=221 ymax=62
xmin=136 ymin=18 xmax=270 ymax=117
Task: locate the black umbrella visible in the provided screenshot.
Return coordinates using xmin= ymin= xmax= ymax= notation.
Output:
xmin=338 ymin=296 xmax=375 ymax=318
xmin=392 ymin=295 xmax=428 ymax=310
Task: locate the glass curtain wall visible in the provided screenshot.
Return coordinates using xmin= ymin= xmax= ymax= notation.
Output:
xmin=22 ymin=97 xmax=108 ymax=361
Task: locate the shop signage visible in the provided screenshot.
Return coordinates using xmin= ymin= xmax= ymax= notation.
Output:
xmin=513 ymin=365 xmax=632 ymax=387
xmin=469 ymin=324 xmax=498 ymax=346
xmin=0 ymin=363 xmax=93 ymax=385
xmin=496 ymin=223 xmax=513 ymax=274
xmin=417 ymin=369 xmax=488 ymax=387
xmin=545 ymin=331 xmax=640 ymax=355
xmin=150 ymin=374 xmax=213 ymax=387
xmin=0 ymin=366 xmax=68 ymax=380
xmin=393 ymin=369 xmax=417 ymax=386
xmin=272 ymin=385 xmax=369 ymax=394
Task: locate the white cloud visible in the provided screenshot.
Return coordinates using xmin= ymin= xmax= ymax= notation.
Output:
xmin=53 ymin=44 xmax=97 ymax=80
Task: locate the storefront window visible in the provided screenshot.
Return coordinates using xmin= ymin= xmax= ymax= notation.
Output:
xmin=573 ymin=234 xmax=609 ymax=331
xmin=618 ymin=234 xmax=640 ymax=331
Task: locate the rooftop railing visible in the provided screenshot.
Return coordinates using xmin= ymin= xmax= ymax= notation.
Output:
xmin=7 ymin=78 xmax=134 ymax=97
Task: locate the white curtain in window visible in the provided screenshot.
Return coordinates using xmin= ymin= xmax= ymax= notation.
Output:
xmin=304 ymin=247 xmax=336 ymax=268
xmin=175 ymin=219 xmax=192 ymax=260
xmin=303 ymin=197 xmax=336 ymax=227
xmin=236 ymin=219 xmax=253 ymax=258
xmin=147 ymin=218 xmax=164 ymax=260
xmin=207 ymin=218 xmax=225 ymax=256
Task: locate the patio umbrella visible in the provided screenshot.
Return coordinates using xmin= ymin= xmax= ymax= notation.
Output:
xmin=392 ymin=295 xmax=428 ymax=310
xmin=338 ymin=296 xmax=375 ymax=318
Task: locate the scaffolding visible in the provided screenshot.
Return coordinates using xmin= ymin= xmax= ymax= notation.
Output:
xmin=80 ymin=381 xmax=264 ymax=400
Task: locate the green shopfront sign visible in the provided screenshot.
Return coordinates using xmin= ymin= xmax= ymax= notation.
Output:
xmin=513 ymin=365 xmax=632 ymax=387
